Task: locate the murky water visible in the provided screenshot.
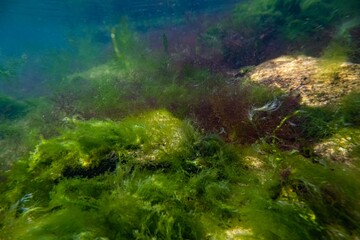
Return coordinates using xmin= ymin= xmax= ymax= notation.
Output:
xmin=0 ymin=0 xmax=238 ymax=55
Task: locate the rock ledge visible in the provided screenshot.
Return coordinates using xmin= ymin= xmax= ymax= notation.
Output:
xmin=247 ymin=55 xmax=360 ymax=106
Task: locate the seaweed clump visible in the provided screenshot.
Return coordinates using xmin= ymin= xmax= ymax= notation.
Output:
xmin=0 ymin=94 xmax=29 ymax=121
xmin=200 ymin=0 xmax=360 ymax=67
xmin=2 ymin=107 xmax=358 ymax=239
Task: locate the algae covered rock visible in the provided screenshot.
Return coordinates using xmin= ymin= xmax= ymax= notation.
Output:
xmin=0 ymin=110 xmax=205 ymax=239
xmin=247 ymin=55 xmax=360 ymax=106
xmin=27 ymin=109 xmax=194 ymax=181
xmin=313 ymin=128 xmax=360 ymax=165
xmin=1 ymin=109 xmax=254 ymax=240
xmin=67 ymin=62 xmax=125 ymax=83
xmin=0 ymin=94 xmax=29 ymax=120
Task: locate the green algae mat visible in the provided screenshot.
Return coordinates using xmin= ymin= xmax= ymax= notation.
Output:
xmin=1 ymin=109 xmax=359 ymax=239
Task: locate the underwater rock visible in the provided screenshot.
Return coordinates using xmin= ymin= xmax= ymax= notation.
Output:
xmin=62 ymin=151 xmax=118 ymax=178
xmin=0 ymin=94 xmax=29 ymax=120
xmin=67 ymin=63 xmax=124 ymax=83
xmin=313 ymin=128 xmax=360 ymax=165
xmin=246 ymin=55 xmax=360 ymax=106
xmin=27 ymin=110 xmax=193 ymax=182
xmin=226 ymin=227 xmax=253 ymax=239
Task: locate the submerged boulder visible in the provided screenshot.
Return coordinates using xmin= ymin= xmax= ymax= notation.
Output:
xmin=313 ymin=128 xmax=360 ymax=165
xmin=246 ymin=55 xmax=360 ymax=106
xmin=27 ymin=109 xmax=195 ymax=182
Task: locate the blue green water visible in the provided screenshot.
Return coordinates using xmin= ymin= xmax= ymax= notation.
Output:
xmin=0 ymin=0 xmax=238 ymax=56
xmin=0 ymin=0 xmax=239 ymax=96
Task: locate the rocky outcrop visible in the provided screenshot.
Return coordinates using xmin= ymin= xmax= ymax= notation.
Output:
xmin=246 ymin=56 xmax=360 ymax=165
xmin=313 ymin=128 xmax=360 ymax=166
xmin=246 ymin=55 xmax=360 ymax=106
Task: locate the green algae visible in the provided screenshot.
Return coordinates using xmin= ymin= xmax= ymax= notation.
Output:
xmin=297 ymin=92 xmax=360 ymax=143
xmin=203 ymin=0 xmax=360 ymax=67
xmin=0 ymin=95 xmax=29 ymax=121
xmin=0 ymin=4 xmax=360 ymax=239
xmin=230 ymin=0 xmax=359 ymax=41
xmin=0 ymin=97 xmax=359 ymax=239
xmin=1 ymin=71 xmax=353 ymax=239
xmin=2 ymin=107 xmax=359 ymax=239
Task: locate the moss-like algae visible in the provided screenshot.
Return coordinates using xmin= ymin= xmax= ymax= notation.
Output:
xmin=2 ymin=108 xmax=359 ymax=239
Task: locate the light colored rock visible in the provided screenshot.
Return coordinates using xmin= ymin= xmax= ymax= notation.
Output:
xmin=247 ymin=55 xmax=360 ymax=106
xmin=225 ymin=227 xmax=253 ymax=239
xmin=313 ymin=128 xmax=360 ymax=165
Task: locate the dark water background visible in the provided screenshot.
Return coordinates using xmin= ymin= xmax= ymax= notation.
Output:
xmin=0 ymin=0 xmax=238 ymax=56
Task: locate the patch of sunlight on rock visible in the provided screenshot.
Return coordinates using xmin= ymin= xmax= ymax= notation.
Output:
xmin=244 ymin=156 xmax=264 ymax=169
xmin=247 ymin=55 xmax=360 ymax=106
xmin=226 ymin=227 xmax=253 ymax=240
xmin=314 ymin=128 xmax=360 ymax=166
xmin=67 ymin=62 xmax=125 ymax=83
xmin=73 ymin=231 xmax=108 ymax=240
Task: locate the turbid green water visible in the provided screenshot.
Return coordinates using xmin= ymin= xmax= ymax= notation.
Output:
xmin=1 ymin=0 xmax=360 ymax=239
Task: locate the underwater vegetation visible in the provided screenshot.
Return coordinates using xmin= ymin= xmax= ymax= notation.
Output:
xmin=0 ymin=57 xmax=27 ymax=83
xmin=1 ymin=109 xmax=359 ymax=239
xmin=0 ymin=1 xmax=360 ymax=239
xmin=1 ymin=50 xmax=360 ymax=238
xmin=198 ymin=0 xmax=360 ymax=67
xmin=0 ymin=94 xmax=29 ymax=121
